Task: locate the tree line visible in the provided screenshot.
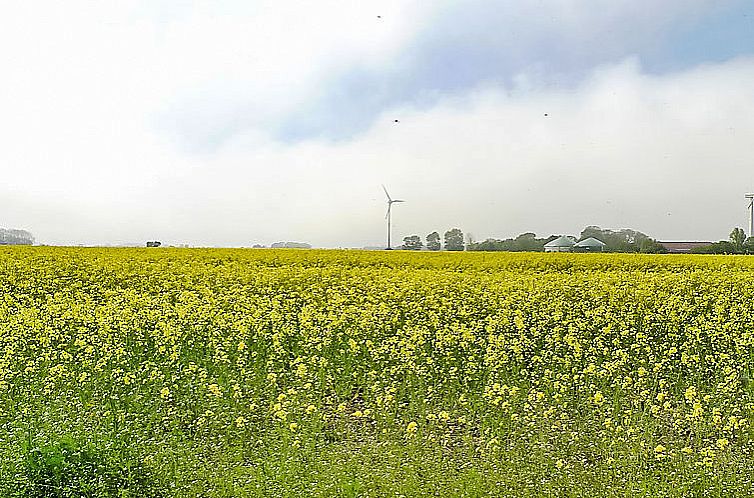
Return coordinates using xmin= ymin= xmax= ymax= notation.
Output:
xmin=401 ymin=226 xmax=667 ymax=253
xmin=0 ymin=228 xmax=34 ymax=245
xmin=402 ymin=229 xmax=465 ymax=251
xmin=691 ymin=228 xmax=754 ymax=254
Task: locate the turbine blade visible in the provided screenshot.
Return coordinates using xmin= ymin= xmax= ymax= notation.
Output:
xmin=381 ymin=184 xmax=392 ymax=202
xmin=385 ymin=205 xmax=391 ymax=219
xmin=392 ymin=199 xmax=405 ymax=203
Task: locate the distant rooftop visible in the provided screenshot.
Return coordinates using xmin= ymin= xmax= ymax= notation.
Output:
xmin=658 ymin=241 xmax=713 ymax=253
xmin=544 ymin=236 xmax=576 ymax=248
xmin=574 ymin=237 xmax=606 ymax=248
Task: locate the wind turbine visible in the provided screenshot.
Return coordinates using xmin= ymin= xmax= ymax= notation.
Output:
xmin=382 ymin=185 xmax=405 ymax=250
xmin=747 ymin=193 xmax=754 ymax=237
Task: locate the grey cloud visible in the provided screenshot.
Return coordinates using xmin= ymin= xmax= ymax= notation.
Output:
xmin=15 ymin=57 xmax=754 ymax=247
xmin=163 ymin=0 xmax=735 ymax=148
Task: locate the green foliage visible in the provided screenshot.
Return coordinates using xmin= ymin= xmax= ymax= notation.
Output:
xmin=730 ymin=227 xmax=746 ymax=251
xmin=467 ymin=233 xmax=557 ymax=252
xmin=18 ymin=437 xmax=162 ymax=498
xmin=692 ymin=228 xmax=753 ymax=255
xmin=579 ymin=226 xmax=665 ymax=253
xmin=744 ymin=237 xmax=754 ymax=254
xmin=639 ymin=238 xmax=669 ymax=254
xmin=401 ymin=235 xmax=422 ymax=251
xmin=692 ymin=240 xmax=736 ymax=254
xmin=425 ymin=232 xmax=441 ymax=251
xmin=443 ymin=228 xmax=465 ymax=251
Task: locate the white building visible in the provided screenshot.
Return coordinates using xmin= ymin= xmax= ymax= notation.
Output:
xmin=573 ymin=237 xmax=606 ymax=252
xmin=544 ymin=236 xmax=576 ymax=252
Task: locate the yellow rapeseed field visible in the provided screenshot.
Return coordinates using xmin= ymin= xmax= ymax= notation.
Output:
xmin=2 ymin=247 xmax=754 ymax=496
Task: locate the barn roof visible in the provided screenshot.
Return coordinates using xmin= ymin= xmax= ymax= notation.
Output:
xmin=544 ymin=236 xmax=576 ymax=248
xmin=574 ymin=237 xmax=606 ymax=247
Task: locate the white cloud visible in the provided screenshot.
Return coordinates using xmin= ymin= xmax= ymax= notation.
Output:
xmin=0 ymin=2 xmax=752 ymax=246
xmin=153 ymin=56 xmax=754 ymax=247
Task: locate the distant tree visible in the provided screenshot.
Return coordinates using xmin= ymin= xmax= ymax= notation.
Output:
xmin=639 ymin=238 xmax=668 ymax=254
xmin=271 ymin=242 xmax=312 ymax=249
xmin=692 ymin=241 xmax=735 ymax=254
xmin=467 ymin=233 xmax=557 ymax=252
xmin=744 ymin=237 xmax=754 ymax=254
xmin=730 ymin=227 xmax=746 ymax=252
xmin=0 ymin=228 xmax=34 ymax=245
xmin=146 ymin=241 xmax=161 ymax=247
xmin=426 ymin=232 xmax=441 ymax=251
xmin=444 ymin=228 xmax=465 ymax=251
xmin=579 ymin=226 xmax=665 ymax=253
xmin=402 ymin=235 xmax=423 ymax=251
xmin=513 ymin=232 xmax=542 ymax=252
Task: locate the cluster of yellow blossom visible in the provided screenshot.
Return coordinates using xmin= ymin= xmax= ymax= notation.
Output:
xmin=1 ymin=246 xmax=754 ymax=483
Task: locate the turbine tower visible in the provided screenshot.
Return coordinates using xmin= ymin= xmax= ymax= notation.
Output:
xmin=382 ymin=185 xmax=405 ymax=250
xmin=747 ymin=193 xmax=754 ymax=237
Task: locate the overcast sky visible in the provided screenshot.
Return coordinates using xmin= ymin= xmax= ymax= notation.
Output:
xmin=2 ymin=1 xmax=754 ymax=247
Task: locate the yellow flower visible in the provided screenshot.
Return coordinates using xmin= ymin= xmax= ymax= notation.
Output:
xmin=160 ymin=386 xmax=170 ymax=399
xmin=406 ymin=421 xmax=418 ymax=434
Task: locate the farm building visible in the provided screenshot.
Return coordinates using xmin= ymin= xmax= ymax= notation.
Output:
xmin=544 ymin=236 xmax=576 ymax=252
xmin=573 ymin=237 xmax=606 ymax=252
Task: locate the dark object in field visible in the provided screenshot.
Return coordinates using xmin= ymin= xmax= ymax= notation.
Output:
xmin=146 ymin=241 xmax=162 ymax=247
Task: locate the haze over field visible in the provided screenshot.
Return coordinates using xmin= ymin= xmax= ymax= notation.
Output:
xmin=1 ymin=1 xmax=753 ymax=247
